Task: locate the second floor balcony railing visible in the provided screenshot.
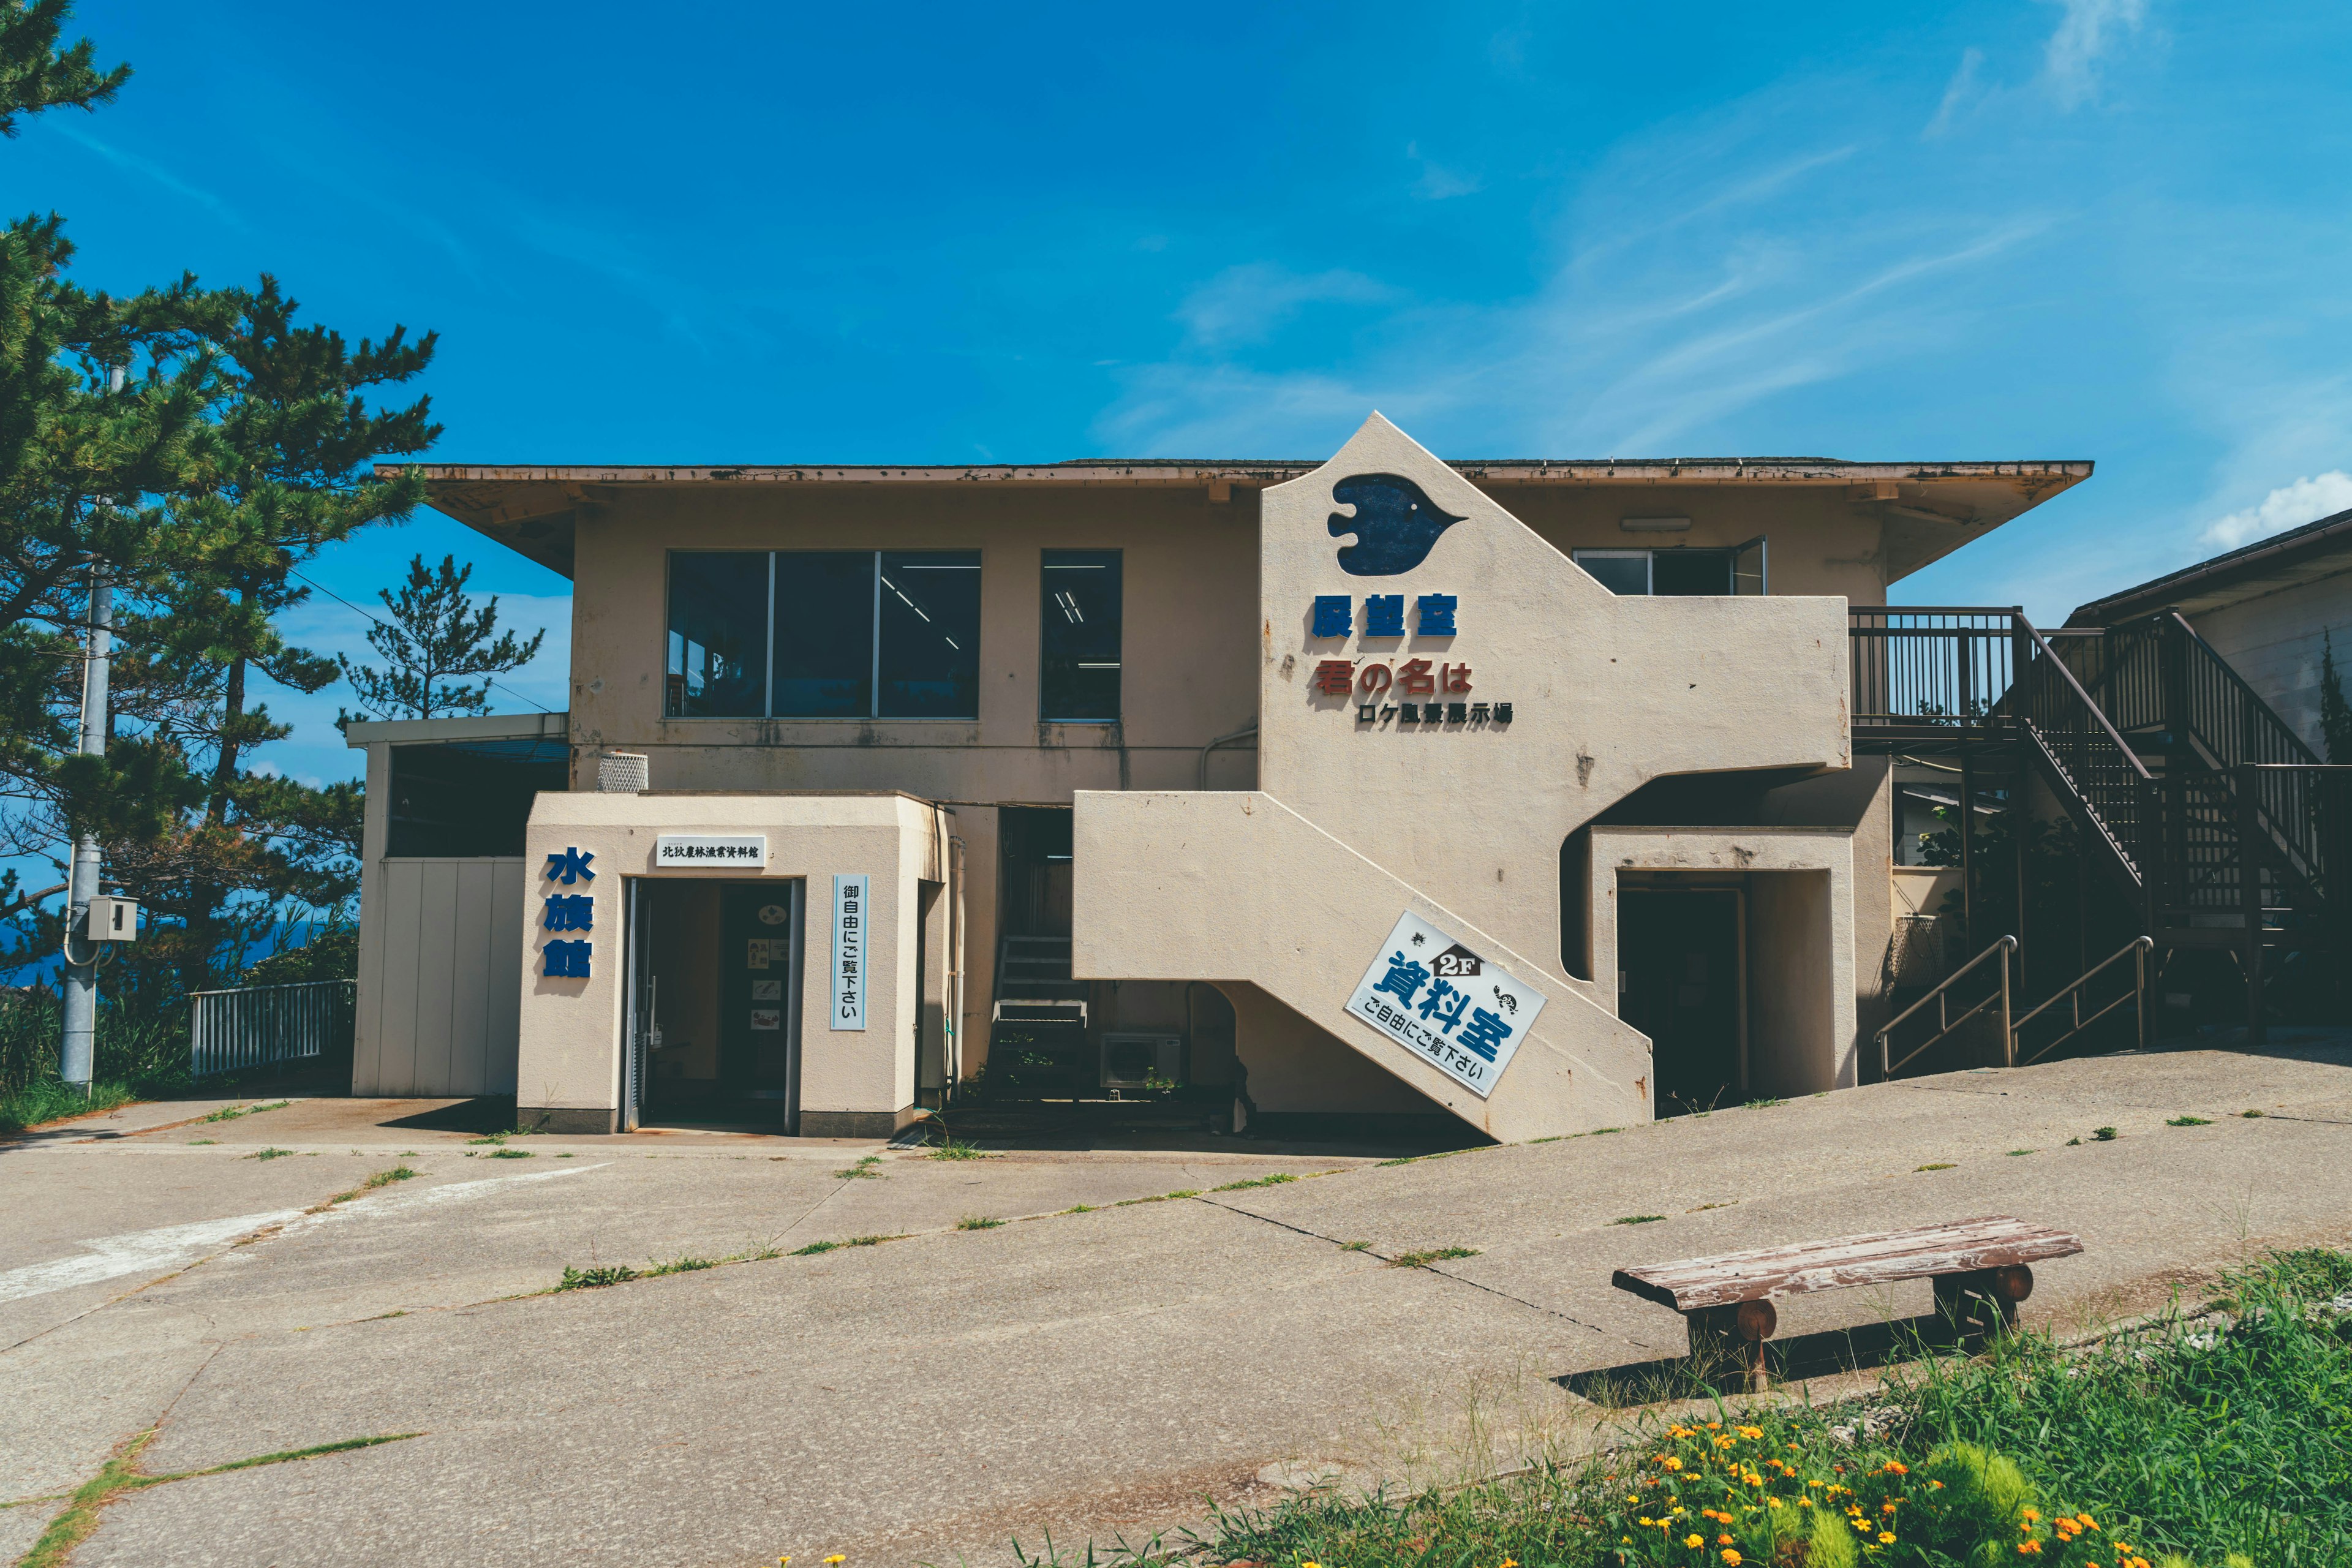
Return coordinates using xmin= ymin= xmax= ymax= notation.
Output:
xmin=1848 ymin=607 xmax=2032 ymax=739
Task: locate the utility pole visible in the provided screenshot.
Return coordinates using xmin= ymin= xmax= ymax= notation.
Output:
xmin=60 ymin=565 xmax=112 ymax=1095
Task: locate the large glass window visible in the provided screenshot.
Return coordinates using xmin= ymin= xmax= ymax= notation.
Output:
xmin=1572 ymin=538 xmax=1766 ymax=597
xmin=1040 ymin=549 xmax=1121 ymax=722
xmin=666 ymin=552 xmax=769 ymax=717
xmin=772 ymin=552 xmax=874 ymax=717
xmin=878 ymin=551 xmax=981 ymax=718
xmin=665 ymin=550 xmax=982 ymax=720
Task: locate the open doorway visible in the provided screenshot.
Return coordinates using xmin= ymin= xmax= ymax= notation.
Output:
xmin=624 ymin=879 xmax=802 ymax=1129
xmin=1618 ymin=887 xmax=1744 ymax=1117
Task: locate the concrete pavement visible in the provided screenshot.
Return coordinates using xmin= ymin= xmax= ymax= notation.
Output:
xmin=3 ymin=1039 xmax=2348 ymax=1566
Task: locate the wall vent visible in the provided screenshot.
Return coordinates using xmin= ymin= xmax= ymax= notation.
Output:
xmin=597 ymin=751 xmax=649 ymax=794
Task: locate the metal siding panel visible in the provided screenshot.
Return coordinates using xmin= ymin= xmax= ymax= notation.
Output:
xmin=379 ymin=861 xmax=425 ymax=1098
xmin=415 ymin=862 xmax=461 ymax=1095
xmin=449 ymin=861 xmax=494 ymax=1096
xmin=488 ymin=859 xmax=525 ymax=1093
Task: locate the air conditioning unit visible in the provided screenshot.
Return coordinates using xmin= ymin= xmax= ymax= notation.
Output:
xmin=1099 ymin=1031 xmax=1183 ymax=1091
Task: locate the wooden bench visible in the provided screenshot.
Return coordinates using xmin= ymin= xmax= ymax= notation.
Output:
xmin=1611 ymin=1216 xmax=2084 ymax=1390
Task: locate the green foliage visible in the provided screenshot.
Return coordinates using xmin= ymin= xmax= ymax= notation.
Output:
xmin=236 ymin=917 xmax=356 ymax=986
xmin=336 ymin=552 xmax=542 ymax=723
xmin=0 ymin=0 xmax=128 ymax=134
xmin=2320 ymin=631 xmax=2352 ymax=765
xmin=0 ymin=984 xmax=186 ymax=1100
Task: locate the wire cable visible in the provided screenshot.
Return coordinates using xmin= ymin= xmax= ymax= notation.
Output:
xmin=287 ymin=567 xmax=555 ymax=716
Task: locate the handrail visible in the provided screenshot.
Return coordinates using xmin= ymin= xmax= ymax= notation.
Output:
xmin=2014 ymin=937 xmax=2154 ymax=1066
xmin=2163 ymin=611 xmax=2320 ymax=767
xmin=2018 ymin=619 xmax=2152 ymax=782
xmin=1877 ymin=935 xmax=2015 ymax=1079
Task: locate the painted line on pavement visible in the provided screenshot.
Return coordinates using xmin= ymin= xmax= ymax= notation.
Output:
xmin=0 ymin=1163 xmax=608 ymax=1304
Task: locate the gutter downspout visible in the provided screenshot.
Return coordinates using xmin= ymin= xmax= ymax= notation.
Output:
xmin=1197 ymin=722 xmax=1259 ymax=791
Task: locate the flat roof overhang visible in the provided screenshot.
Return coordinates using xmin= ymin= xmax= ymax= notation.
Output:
xmin=379 ymin=455 xmax=2093 ymax=583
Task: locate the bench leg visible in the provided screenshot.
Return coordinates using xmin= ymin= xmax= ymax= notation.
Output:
xmin=1687 ymin=1300 xmax=1777 ymax=1393
xmin=1934 ymin=1266 xmax=2032 ymax=1340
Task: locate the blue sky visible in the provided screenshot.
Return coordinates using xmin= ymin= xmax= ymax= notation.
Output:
xmin=11 ymin=0 xmax=2352 ymax=791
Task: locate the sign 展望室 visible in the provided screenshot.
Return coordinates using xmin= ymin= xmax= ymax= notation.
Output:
xmin=1344 ymin=910 xmax=1545 ymax=1098
xmin=831 ymin=873 xmax=868 ymax=1031
xmin=656 ymin=834 xmax=767 ymax=867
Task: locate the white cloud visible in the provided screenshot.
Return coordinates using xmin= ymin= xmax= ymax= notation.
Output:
xmin=1407 ymin=141 xmax=1483 ymax=200
xmin=1924 ymin=48 xmax=1985 ymax=139
xmin=2043 ymin=0 xmax=2146 ymax=110
xmin=1173 ymin=263 xmax=1394 ymax=350
xmin=2200 ymin=471 xmax=2352 ymax=549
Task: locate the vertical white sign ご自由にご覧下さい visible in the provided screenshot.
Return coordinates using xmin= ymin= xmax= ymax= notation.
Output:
xmin=831 ymin=873 xmax=867 ymax=1031
xmin=1344 ymin=910 xmax=1544 ymax=1096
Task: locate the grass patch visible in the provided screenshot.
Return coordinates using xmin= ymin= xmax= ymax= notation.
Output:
xmin=466 ymin=1134 xmax=507 ymax=1145
xmin=309 ymin=1165 xmax=417 ymax=1212
xmin=483 ymin=1147 xmax=533 ymax=1159
xmin=19 ymin=1428 xmax=418 ymax=1567
xmin=1612 ymin=1214 xmax=1665 ymax=1225
xmin=1917 ymin=1162 xmax=1958 ymax=1171
xmin=556 ymin=1254 xmax=719 ymax=1291
xmin=1212 ymin=1172 xmax=1299 ymax=1191
xmin=1743 ymin=1097 xmax=1786 ymax=1110
xmin=201 ymin=1099 xmax=290 ymax=1123
xmin=2167 ymin=1115 xmax=2214 ymax=1127
xmin=927 ymin=1134 xmax=995 ymax=1161
xmin=2007 ymin=1148 xmax=2036 ymax=1156
xmin=956 ymin=1215 xmax=1005 ymax=1231
xmin=1115 ymin=1189 xmax=1199 ymax=1206
xmin=1156 ymin=1248 xmax=2352 ymax=1568
xmin=2241 ymin=1109 xmax=2264 ymax=1118
xmin=2092 ymin=1125 xmax=2120 ymax=1140
xmin=788 ymin=1234 xmax=903 ymax=1256
xmin=835 ymin=1154 xmax=884 ymax=1179
xmin=0 ymin=1078 xmax=138 ymax=1136
xmin=1341 ymin=1240 xmax=1371 ymax=1251
xmin=187 ymin=1138 xmax=217 ymax=1145
xmin=1060 ymin=1204 xmax=1098 ymax=1215
xmin=246 ymin=1147 xmax=295 ymax=1161
xmin=1387 ymin=1246 xmax=1480 ymax=1268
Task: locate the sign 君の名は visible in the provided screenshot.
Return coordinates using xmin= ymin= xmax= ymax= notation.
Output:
xmin=1344 ymin=910 xmax=1545 ymax=1098
xmin=831 ymin=873 xmax=868 ymax=1031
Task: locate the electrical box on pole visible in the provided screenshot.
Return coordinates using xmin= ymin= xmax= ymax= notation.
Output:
xmin=83 ymin=895 xmax=139 ymax=941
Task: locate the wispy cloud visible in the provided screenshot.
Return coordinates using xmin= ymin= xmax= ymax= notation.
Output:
xmin=1174 ymin=263 xmax=1395 ymax=350
xmin=1406 ymin=141 xmax=1483 ymax=200
xmin=2042 ymin=0 xmax=2146 ymax=109
xmin=1925 ymin=48 xmax=1986 ymax=138
xmin=2201 ymin=471 xmax=2352 ymax=549
xmin=45 ymin=122 xmax=247 ymax=231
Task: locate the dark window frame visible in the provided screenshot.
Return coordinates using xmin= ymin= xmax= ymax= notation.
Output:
xmin=663 ymin=549 xmax=982 ymax=721
xmin=1039 ymin=548 xmax=1122 ymax=723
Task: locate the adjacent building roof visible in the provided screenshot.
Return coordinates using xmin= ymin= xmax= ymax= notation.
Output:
xmin=379 ymin=456 xmax=2092 ymax=582
xmin=2065 ymin=505 xmax=2352 ymax=627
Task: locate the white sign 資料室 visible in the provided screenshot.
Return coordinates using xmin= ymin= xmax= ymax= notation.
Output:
xmin=831 ymin=873 xmax=868 ymax=1031
xmin=1344 ymin=910 xmax=1545 ymax=1098
xmin=655 ymin=834 xmax=767 ymax=868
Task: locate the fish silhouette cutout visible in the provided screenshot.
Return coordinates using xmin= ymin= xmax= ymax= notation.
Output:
xmin=1327 ymin=472 xmax=1465 ymax=576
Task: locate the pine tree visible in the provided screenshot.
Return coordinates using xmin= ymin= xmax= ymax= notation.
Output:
xmin=0 ymin=0 xmax=129 ymax=134
xmin=2321 ymin=630 xmax=2352 ymax=765
xmin=338 ymin=554 xmax=545 ymax=722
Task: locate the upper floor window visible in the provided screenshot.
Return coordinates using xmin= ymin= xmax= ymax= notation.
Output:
xmin=665 ymin=549 xmax=981 ymax=720
xmin=1573 ymin=538 xmax=1766 ymax=597
xmin=1041 ymin=549 xmax=1121 ymax=722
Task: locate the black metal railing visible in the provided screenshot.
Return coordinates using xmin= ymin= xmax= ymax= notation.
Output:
xmin=1849 ymin=608 xmax=2026 ymax=734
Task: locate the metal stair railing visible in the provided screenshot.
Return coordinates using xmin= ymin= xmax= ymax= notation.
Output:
xmin=1878 ymin=935 xmax=2015 ymax=1079
xmin=2008 ymin=618 xmax=2155 ymax=894
xmin=2013 ymin=937 xmax=2154 ymax=1065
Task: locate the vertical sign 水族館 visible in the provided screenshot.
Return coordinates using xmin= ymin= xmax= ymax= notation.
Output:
xmin=831 ymin=873 xmax=868 ymax=1031
xmin=1344 ymin=910 xmax=1545 ymax=1097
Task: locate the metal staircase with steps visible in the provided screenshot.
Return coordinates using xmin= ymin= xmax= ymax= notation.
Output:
xmin=1852 ymin=606 xmax=2351 ymax=1045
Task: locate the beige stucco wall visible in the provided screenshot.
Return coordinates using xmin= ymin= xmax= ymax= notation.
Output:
xmin=516 ymin=791 xmax=950 ymax=1131
xmin=2192 ymin=573 xmax=2352 ymax=758
xmin=1587 ymin=825 xmax=1860 ymax=1094
xmin=1074 ymin=415 xmax=1857 ymax=1137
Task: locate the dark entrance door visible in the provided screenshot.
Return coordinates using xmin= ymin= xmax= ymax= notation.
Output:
xmin=717 ymin=882 xmax=800 ymax=1126
xmin=1619 ymin=888 xmax=1742 ymax=1117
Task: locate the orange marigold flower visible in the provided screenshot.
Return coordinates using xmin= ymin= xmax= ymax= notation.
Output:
xmin=1719 ymin=1535 xmax=1734 ymax=1546
xmin=2018 ymin=1544 xmax=2041 ymax=1556
xmin=1878 ymin=1533 xmax=1896 ymax=1545
xmin=1721 ymin=1553 xmax=1742 ymax=1567
xmin=1686 ymin=1534 xmax=1705 ymax=1548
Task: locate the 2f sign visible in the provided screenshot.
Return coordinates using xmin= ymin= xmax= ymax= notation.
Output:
xmin=1344 ymin=910 xmax=1545 ymax=1098
xmin=831 ymin=873 xmax=869 ymax=1032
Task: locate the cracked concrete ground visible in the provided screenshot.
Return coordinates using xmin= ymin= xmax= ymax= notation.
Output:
xmin=4 ymin=1039 xmax=2349 ymax=1567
